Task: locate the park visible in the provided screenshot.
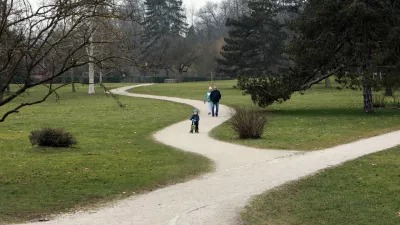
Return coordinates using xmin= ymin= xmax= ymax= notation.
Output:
xmin=1 ymin=0 xmax=400 ymax=225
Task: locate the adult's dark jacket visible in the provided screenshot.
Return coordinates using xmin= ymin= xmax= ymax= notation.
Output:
xmin=210 ymin=90 xmax=222 ymax=103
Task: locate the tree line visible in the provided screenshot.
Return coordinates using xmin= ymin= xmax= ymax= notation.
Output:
xmin=0 ymin=0 xmax=247 ymax=121
xmin=217 ymin=0 xmax=400 ymax=113
xmin=2 ymin=0 xmax=397 ymax=122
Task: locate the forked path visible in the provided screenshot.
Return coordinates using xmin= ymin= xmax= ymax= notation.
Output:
xmin=18 ymin=84 xmax=400 ymax=225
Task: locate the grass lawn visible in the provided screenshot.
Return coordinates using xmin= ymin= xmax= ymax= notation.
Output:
xmin=131 ymin=80 xmax=400 ymax=150
xmin=0 ymin=84 xmax=212 ymax=224
xmin=241 ymin=147 xmax=400 ymax=225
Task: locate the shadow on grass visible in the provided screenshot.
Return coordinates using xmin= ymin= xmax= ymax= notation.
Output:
xmin=265 ymin=107 xmax=400 ymax=118
xmin=31 ymin=146 xmax=80 ymax=154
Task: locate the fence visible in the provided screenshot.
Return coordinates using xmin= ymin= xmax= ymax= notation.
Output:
xmin=136 ymin=76 xmax=233 ymax=83
xmin=164 ymin=79 xmax=177 ymax=83
xmin=10 ymin=75 xmax=234 ymax=84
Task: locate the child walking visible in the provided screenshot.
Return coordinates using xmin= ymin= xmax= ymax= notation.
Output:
xmin=189 ymin=109 xmax=200 ymax=133
xmin=204 ymin=87 xmax=213 ymax=115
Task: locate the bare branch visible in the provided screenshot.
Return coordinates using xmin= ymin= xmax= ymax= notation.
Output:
xmin=0 ymin=83 xmax=69 ymax=122
xmin=297 ymin=65 xmax=345 ymax=91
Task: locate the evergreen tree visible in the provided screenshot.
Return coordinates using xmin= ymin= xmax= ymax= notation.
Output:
xmin=168 ymin=0 xmax=187 ymax=35
xmin=215 ymin=17 xmax=251 ymax=78
xmin=221 ymin=0 xmax=400 ymax=112
xmin=141 ymin=0 xmax=188 ymax=46
xmin=217 ymin=1 xmax=287 ymax=76
xmin=142 ymin=0 xmax=169 ymax=44
xmin=216 ymin=0 xmax=292 ymax=106
xmin=288 ymin=0 xmax=400 ymax=113
xmin=374 ymin=1 xmax=400 ymax=97
xmin=140 ymin=0 xmax=189 ymax=71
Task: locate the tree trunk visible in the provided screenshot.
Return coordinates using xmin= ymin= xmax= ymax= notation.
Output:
xmin=178 ymin=71 xmax=183 ymax=83
xmin=70 ymin=67 xmax=75 ymax=92
xmin=87 ymin=39 xmax=95 ymax=95
xmin=325 ymin=77 xmax=331 ymax=88
xmin=99 ymin=68 xmax=103 ymax=84
xmin=384 ymin=86 xmax=393 ymax=97
xmin=235 ymin=0 xmax=239 ymax=18
xmin=363 ymin=77 xmax=374 ymax=113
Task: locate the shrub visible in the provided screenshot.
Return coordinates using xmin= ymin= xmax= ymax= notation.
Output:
xmin=29 ymin=127 xmax=77 ymax=147
xmin=389 ymin=98 xmax=400 ymax=109
xmin=230 ymin=106 xmax=267 ymax=139
xmin=372 ymin=96 xmax=387 ymax=108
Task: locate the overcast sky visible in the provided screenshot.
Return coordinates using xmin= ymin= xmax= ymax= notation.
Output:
xmin=29 ymin=0 xmax=222 ymax=11
xmin=182 ymin=0 xmax=221 ymax=11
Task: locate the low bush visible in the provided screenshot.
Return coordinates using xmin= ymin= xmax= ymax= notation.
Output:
xmin=390 ymin=98 xmax=400 ymax=109
xmin=29 ymin=127 xmax=77 ymax=147
xmin=372 ymin=96 xmax=387 ymax=108
xmin=230 ymin=106 xmax=266 ymax=139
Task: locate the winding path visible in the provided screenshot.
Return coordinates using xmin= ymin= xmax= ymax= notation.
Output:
xmin=17 ymin=84 xmax=400 ymax=225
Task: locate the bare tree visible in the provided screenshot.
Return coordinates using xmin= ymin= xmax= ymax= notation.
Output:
xmin=195 ymin=0 xmax=248 ymax=41
xmin=182 ymin=0 xmax=197 ymax=27
xmin=169 ymin=36 xmax=204 ymax=82
xmin=0 ymin=0 xmax=124 ymax=122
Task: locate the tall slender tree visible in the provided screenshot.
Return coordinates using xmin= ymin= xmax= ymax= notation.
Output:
xmin=217 ymin=0 xmax=287 ymax=76
xmin=217 ymin=0 xmax=291 ymax=106
xmin=140 ymin=0 xmax=190 ymax=75
xmin=215 ymin=17 xmax=249 ymax=78
xmin=168 ymin=0 xmax=187 ymax=35
xmin=142 ymin=0 xmax=188 ymax=46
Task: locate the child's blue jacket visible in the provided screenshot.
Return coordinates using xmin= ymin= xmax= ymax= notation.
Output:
xmin=190 ymin=114 xmax=200 ymax=123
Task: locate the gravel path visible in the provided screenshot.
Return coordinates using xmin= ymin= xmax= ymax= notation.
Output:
xmin=17 ymin=84 xmax=400 ymax=225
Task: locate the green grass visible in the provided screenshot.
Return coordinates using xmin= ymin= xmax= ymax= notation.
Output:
xmin=129 ymin=81 xmax=400 ymax=224
xmin=241 ymin=147 xmax=400 ymax=225
xmin=131 ymin=80 xmax=400 ymax=150
xmin=0 ymin=84 xmax=212 ymax=223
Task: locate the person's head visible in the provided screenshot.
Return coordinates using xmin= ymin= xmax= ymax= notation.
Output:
xmin=213 ymin=85 xmax=217 ymax=90
xmin=193 ymin=109 xmax=198 ymax=115
xmin=208 ymin=86 xmax=212 ymax=91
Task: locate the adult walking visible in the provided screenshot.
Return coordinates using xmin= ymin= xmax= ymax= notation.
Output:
xmin=204 ymin=87 xmax=213 ymax=115
xmin=210 ymin=85 xmax=222 ymax=117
